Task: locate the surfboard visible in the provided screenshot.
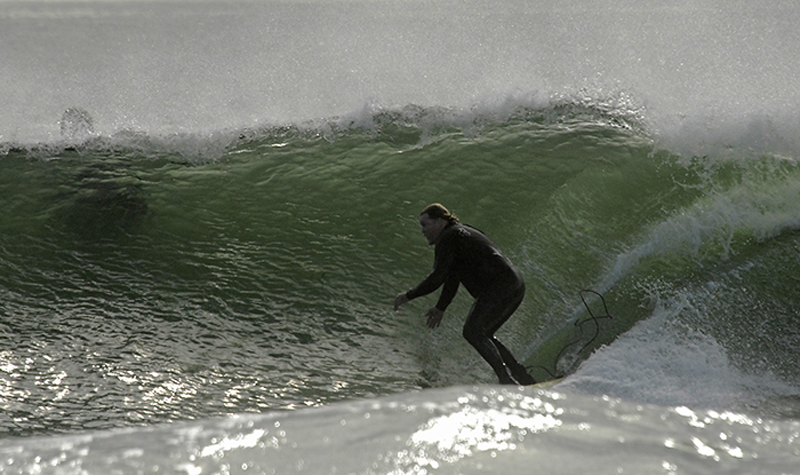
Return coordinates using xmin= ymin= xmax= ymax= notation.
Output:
xmin=528 ymin=377 xmax=564 ymax=389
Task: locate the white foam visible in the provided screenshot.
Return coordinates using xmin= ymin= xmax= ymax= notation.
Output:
xmin=562 ymin=297 xmax=741 ymax=407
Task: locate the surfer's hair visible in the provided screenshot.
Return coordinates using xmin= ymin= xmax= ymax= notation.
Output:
xmin=420 ymin=203 xmax=459 ymax=225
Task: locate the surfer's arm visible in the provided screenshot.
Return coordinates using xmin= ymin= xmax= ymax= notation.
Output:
xmin=434 ymin=273 xmax=459 ymax=311
xmin=405 ymin=269 xmax=446 ymax=302
xmin=404 ymin=239 xmax=454 ymax=302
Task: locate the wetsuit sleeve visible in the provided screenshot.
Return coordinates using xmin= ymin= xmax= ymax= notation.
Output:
xmin=435 ymin=273 xmax=459 ymax=311
xmin=405 ymin=232 xmax=457 ymax=302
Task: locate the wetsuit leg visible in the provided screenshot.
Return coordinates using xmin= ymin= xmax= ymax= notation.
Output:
xmin=492 ymin=338 xmax=536 ymax=385
xmin=462 ymin=282 xmax=535 ymax=385
xmin=463 ymin=307 xmax=516 ymax=384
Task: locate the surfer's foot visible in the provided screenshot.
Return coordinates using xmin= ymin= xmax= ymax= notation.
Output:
xmin=512 ymin=370 xmax=536 ymax=385
xmin=504 ymin=363 xmax=536 ymax=385
xmin=497 ymin=372 xmax=517 ymax=385
xmin=497 ymin=369 xmax=535 ymax=385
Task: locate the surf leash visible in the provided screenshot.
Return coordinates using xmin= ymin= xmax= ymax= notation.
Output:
xmin=527 ymin=289 xmax=614 ymax=380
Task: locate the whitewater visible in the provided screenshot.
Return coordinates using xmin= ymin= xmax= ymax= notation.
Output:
xmin=2 ymin=0 xmax=800 ymax=473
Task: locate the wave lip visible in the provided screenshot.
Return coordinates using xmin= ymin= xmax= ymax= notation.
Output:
xmin=4 ymin=93 xmax=650 ymax=162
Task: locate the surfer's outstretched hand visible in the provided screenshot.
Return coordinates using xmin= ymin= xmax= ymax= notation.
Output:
xmin=393 ymin=292 xmax=409 ymax=311
xmin=425 ymin=307 xmax=444 ymax=329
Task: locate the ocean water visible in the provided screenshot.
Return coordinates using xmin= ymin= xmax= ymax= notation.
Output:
xmin=2 ymin=0 xmax=800 ymax=473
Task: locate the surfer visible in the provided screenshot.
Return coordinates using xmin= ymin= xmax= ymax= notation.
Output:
xmin=393 ymin=203 xmax=536 ymax=385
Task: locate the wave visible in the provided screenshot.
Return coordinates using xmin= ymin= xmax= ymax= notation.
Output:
xmin=4 ymin=3 xmax=800 ymax=472
xmin=2 ymin=92 xmax=800 ymax=439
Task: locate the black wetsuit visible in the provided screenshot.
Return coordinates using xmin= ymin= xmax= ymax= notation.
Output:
xmin=406 ymin=223 xmax=535 ymax=385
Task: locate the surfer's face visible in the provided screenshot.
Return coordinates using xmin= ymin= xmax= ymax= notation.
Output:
xmin=419 ymin=213 xmax=447 ymax=245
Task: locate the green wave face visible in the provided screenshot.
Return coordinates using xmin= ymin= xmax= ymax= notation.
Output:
xmin=2 ymin=104 xmax=800 ymax=434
